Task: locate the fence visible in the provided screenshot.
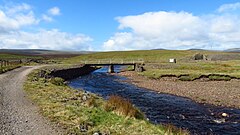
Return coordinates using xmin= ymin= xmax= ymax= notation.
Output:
xmin=0 ymin=60 xmax=22 ymax=68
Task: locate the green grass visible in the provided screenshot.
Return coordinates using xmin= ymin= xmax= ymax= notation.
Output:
xmin=64 ymin=50 xmax=198 ymax=64
xmin=208 ymin=75 xmax=231 ymax=81
xmin=24 ymin=69 xmax=189 ymax=135
xmin=0 ymin=65 xmax=21 ymax=74
xmin=0 ymin=53 xmax=43 ymax=74
xmin=0 ymin=53 xmax=40 ymax=59
xmin=141 ymin=61 xmax=240 ymax=80
xmin=64 ymin=50 xmax=233 ymax=64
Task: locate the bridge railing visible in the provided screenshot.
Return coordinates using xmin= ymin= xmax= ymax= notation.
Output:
xmin=80 ymin=59 xmax=144 ymax=65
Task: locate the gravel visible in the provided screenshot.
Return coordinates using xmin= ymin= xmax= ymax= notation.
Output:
xmin=119 ymin=71 xmax=240 ymax=109
xmin=0 ymin=66 xmax=63 ymax=135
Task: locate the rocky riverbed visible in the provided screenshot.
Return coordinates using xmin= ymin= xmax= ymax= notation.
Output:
xmin=119 ymin=71 xmax=240 ymax=109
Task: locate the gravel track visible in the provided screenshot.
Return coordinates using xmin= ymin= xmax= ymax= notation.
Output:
xmin=0 ymin=66 xmax=63 ymax=135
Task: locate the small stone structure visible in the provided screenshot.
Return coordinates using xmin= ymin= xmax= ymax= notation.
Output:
xmin=134 ymin=64 xmax=144 ymax=72
xmin=108 ymin=65 xmax=115 ymax=73
xmin=49 ymin=65 xmax=98 ymax=80
xmin=193 ymin=53 xmax=207 ymax=60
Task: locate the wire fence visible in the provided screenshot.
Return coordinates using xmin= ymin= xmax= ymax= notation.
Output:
xmin=0 ymin=60 xmax=22 ymax=68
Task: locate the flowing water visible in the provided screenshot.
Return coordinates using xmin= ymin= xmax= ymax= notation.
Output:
xmin=68 ymin=66 xmax=240 ymax=135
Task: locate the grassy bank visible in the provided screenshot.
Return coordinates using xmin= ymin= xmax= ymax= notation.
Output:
xmin=0 ymin=65 xmax=21 ymax=74
xmin=141 ymin=60 xmax=240 ymax=80
xmin=24 ymin=68 xmax=188 ymax=135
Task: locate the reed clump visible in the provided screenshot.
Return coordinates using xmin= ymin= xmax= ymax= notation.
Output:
xmin=104 ymin=95 xmax=144 ymax=119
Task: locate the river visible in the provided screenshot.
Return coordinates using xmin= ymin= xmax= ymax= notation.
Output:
xmin=68 ymin=66 xmax=240 ymax=135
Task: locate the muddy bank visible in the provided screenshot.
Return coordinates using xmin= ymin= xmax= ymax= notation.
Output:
xmin=49 ymin=65 xmax=98 ymax=80
xmin=119 ymin=71 xmax=240 ymax=109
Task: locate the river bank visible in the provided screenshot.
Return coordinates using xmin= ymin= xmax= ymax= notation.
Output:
xmin=119 ymin=71 xmax=240 ymax=109
xmin=24 ymin=66 xmax=188 ymax=135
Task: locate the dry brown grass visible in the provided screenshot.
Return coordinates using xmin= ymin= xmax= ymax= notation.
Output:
xmin=163 ymin=124 xmax=190 ymax=135
xmin=104 ymin=95 xmax=144 ymax=119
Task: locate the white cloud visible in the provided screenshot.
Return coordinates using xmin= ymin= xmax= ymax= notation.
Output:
xmin=0 ymin=4 xmax=38 ymax=32
xmin=103 ymin=3 xmax=240 ymax=51
xmin=0 ymin=29 xmax=92 ymax=50
xmin=217 ymin=2 xmax=240 ymax=13
xmin=0 ymin=3 xmax=92 ymax=50
xmin=5 ymin=3 xmax=32 ymax=15
xmin=42 ymin=14 xmax=53 ymax=22
xmin=117 ymin=11 xmax=206 ymax=40
xmin=48 ymin=7 xmax=60 ymax=16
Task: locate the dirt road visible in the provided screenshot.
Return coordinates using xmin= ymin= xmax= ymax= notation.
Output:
xmin=0 ymin=66 xmax=62 ymax=135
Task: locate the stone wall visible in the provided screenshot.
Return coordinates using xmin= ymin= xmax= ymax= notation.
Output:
xmin=49 ymin=65 xmax=98 ymax=80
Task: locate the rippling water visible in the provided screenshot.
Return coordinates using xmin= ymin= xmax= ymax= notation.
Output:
xmin=68 ymin=66 xmax=240 ymax=135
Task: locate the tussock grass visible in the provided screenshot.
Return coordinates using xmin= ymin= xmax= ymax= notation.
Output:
xmin=208 ymin=75 xmax=231 ymax=81
xmin=24 ymin=69 xmax=189 ymax=135
xmin=49 ymin=77 xmax=65 ymax=86
xmin=104 ymin=95 xmax=144 ymax=119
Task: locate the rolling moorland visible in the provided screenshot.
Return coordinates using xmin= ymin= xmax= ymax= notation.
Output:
xmin=1 ymin=49 xmax=240 ymax=134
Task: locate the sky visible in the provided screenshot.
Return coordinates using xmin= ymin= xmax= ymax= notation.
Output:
xmin=0 ymin=0 xmax=240 ymax=51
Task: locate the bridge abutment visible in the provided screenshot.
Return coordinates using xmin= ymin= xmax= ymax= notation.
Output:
xmin=108 ymin=65 xmax=114 ymax=73
xmin=134 ymin=64 xmax=144 ymax=72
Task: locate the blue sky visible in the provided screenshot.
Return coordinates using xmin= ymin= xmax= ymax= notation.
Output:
xmin=0 ymin=0 xmax=240 ymax=51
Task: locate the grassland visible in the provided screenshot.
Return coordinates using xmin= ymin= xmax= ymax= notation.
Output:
xmin=64 ymin=50 xmax=198 ymax=63
xmin=141 ymin=60 xmax=240 ymax=80
xmin=0 ymin=53 xmax=40 ymax=59
xmin=24 ymin=69 xmax=188 ymax=135
xmin=64 ymin=50 xmax=240 ymax=81
xmin=0 ymin=53 xmax=41 ymax=74
xmin=0 ymin=65 xmax=21 ymax=74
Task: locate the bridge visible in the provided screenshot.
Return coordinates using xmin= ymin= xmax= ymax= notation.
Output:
xmin=81 ymin=59 xmax=144 ymax=73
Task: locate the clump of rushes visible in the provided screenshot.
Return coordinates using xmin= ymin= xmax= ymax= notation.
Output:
xmin=24 ymin=69 xmax=189 ymax=135
xmin=50 ymin=77 xmax=65 ymax=86
xmin=104 ymin=95 xmax=144 ymax=119
xmin=179 ymin=76 xmax=194 ymax=81
xmin=163 ymin=124 xmax=190 ymax=135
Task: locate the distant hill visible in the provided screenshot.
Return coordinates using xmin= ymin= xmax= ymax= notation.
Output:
xmin=151 ymin=48 xmax=166 ymax=50
xmin=224 ymin=48 xmax=240 ymax=52
xmin=188 ymin=48 xmax=207 ymax=51
xmin=0 ymin=49 xmax=94 ymax=58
